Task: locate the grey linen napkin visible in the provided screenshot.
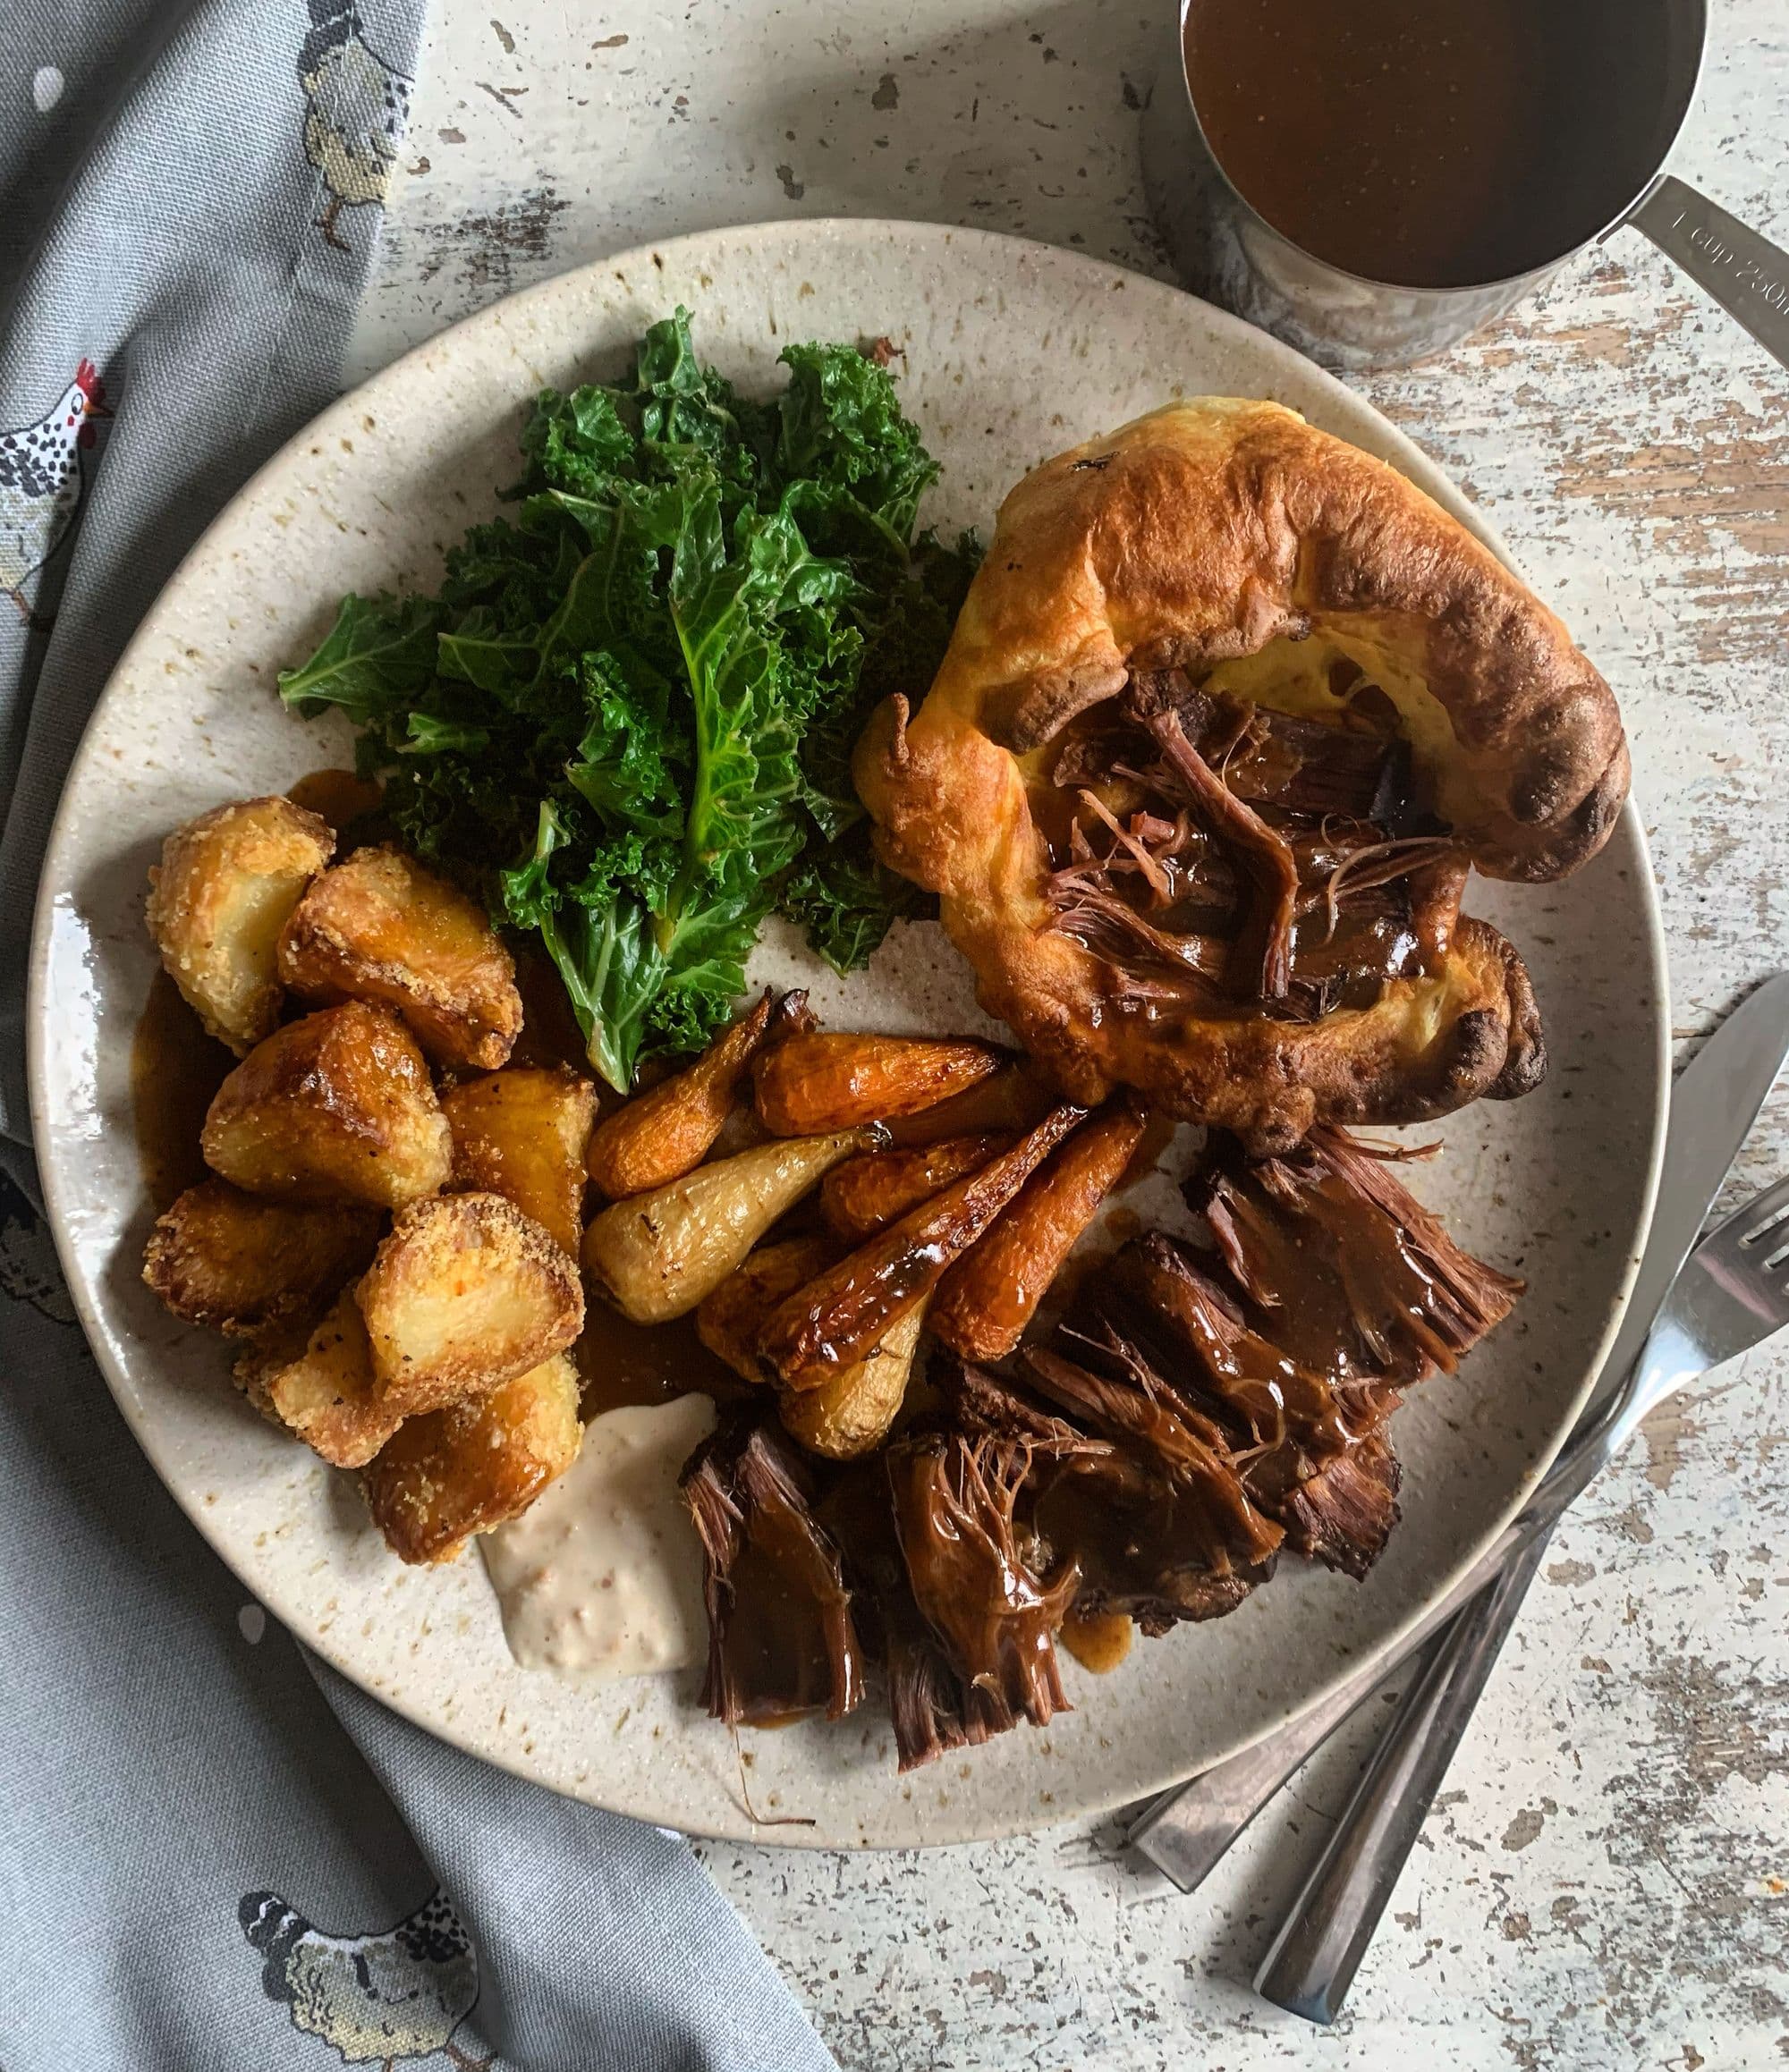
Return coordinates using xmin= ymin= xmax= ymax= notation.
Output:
xmin=0 ymin=5 xmax=838 ymax=2067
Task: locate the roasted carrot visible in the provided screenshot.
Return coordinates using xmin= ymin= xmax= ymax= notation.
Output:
xmin=819 ymin=1132 xmax=1013 ymax=1243
xmin=879 ymin=1061 xmax=1057 ymax=1147
xmin=751 ymin=1032 xmax=1005 ymax=1137
xmin=696 ymin=1235 xmax=838 ymax=1383
xmin=930 ymin=1101 xmax=1149 ymax=1361
xmin=759 ymin=1104 xmax=1087 ymax=1385
xmin=585 ymin=990 xmax=797 ymax=1198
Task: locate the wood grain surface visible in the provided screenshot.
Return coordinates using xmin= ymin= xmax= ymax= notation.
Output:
xmin=349 ymin=1 xmax=1789 ymax=2061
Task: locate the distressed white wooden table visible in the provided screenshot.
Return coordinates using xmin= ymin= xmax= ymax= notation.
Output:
xmin=350 ymin=3 xmax=1789 ymax=2062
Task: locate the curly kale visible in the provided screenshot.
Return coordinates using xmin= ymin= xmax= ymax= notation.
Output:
xmin=277 ymin=309 xmax=977 ymax=1090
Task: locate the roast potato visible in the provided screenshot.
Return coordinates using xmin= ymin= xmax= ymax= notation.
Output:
xmin=143 ymin=1179 xmax=382 ymax=1334
xmin=230 ymin=1317 xmax=313 ymax=1427
xmin=261 ymin=1285 xmax=403 ymax=1467
xmin=362 ymin=1352 xmax=582 ymax=1564
xmin=277 ymin=844 xmax=522 ymax=1070
xmin=145 ymin=796 xmax=335 ymax=1053
xmin=443 ymin=1067 xmax=597 ymax=1256
xmin=357 ymin=1191 xmax=584 ymax=1417
xmin=200 ymin=1001 xmax=452 ymax=1208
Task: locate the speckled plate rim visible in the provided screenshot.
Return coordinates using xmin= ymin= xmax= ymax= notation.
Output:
xmin=27 ymin=218 xmax=1669 ymax=1848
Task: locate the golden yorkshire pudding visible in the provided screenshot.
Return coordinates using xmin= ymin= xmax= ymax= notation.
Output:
xmin=854 ymin=398 xmax=1628 ymax=1153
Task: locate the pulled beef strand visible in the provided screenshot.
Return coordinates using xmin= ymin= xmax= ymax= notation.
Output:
xmin=1044 ymin=882 xmax=1228 ymax=1004
xmin=1123 ymin=672 xmax=1301 ymax=1002
xmin=1099 ymin=1233 xmax=1402 ymax=1577
xmin=1020 ymin=1337 xmax=1285 ymax=1631
xmin=1203 ymin=1125 xmax=1522 ymax=1388
xmin=1278 ymin=1431 xmax=1403 ymax=1579
xmin=1042 ymin=678 xmax=1458 ymax=1019
xmin=940 ymin=1349 xmax=1103 ymax=1451
xmin=1217 ymin=706 xmax=1408 ymax=823
xmin=887 ymin=1433 xmax=1079 ymax=1731
xmin=682 ymin=1418 xmax=866 ymax=1727
xmin=820 ymin=1460 xmax=1022 ymax=1773
xmin=1108 ymin=1234 xmax=1369 ymax=1467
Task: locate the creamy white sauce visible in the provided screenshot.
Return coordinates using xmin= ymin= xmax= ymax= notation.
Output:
xmin=480 ymin=1393 xmax=717 ymax=1680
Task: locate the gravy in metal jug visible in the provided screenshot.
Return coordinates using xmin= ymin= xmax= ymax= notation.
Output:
xmin=1184 ymin=0 xmax=1675 ymax=288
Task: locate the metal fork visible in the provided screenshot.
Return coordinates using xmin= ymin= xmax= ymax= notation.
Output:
xmin=1253 ymin=1169 xmax=1789 ymax=2020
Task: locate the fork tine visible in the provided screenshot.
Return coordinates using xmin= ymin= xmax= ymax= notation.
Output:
xmin=1721 ymin=1171 xmax=1789 ymax=1248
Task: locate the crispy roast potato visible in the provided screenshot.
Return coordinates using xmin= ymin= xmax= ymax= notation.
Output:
xmin=751 ymin=1033 xmax=1005 ymax=1136
xmin=261 ymin=1286 xmax=403 ymax=1468
xmin=145 ymin=796 xmax=335 ymax=1053
xmin=142 ymin=1179 xmax=382 ymax=1334
xmin=777 ymin=1302 xmax=928 ymax=1460
xmin=230 ymin=1317 xmax=313 ymax=1427
xmin=357 ymin=1191 xmax=584 ymax=1417
xmin=585 ymin=990 xmax=783 ymax=1200
xmin=443 ymin=1067 xmax=597 ymax=1256
xmin=695 ymin=1235 xmax=837 ymax=1383
xmin=200 ymin=1001 xmax=452 ymax=1208
xmin=362 ymin=1352 xmax=583 ymax=1564
xmin=277 ymin=844 xmax=522 ymax=1070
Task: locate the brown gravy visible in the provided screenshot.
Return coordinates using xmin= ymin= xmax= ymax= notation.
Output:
xmin=285 ymin=766 xmax=386 ymax=833
xmin=575 ymin=1304 xmax=747 ymax=1418
xmin=132 ymin=969 xmax=235 ymax=1211
xmin=1060 ymin=1608 xmax=1133 ymax=1676
xmin=1185 ymin=0 xmax=1674 ymax=287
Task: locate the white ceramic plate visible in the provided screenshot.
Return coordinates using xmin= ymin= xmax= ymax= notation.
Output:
xmin=30 ymin=220 xmax=1666 ymax=1848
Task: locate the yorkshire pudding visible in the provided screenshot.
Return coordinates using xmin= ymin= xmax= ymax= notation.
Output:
xmin=855 ymin=399 xmax=1628 ymax=1152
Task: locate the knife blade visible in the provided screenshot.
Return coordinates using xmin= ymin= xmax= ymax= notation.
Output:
xmin=1596 ymin=970 xmax=1789 ymax=1394
xmin=1127 ymin=969 xmax=1789 ymax=1892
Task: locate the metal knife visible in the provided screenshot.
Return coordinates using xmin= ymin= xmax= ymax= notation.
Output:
xmin=1127 ymin=969 xmax=1789 ymax=1894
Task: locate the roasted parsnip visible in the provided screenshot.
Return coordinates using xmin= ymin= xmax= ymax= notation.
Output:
xmin=583 ymin=1129 xmax=876 ymax=1326
xmin=261 ymin=1286 xmax=403 ymax=1467
xmin=585 ymin=990 xmax=784 ymax=1199
xmin=200 ymin=1001 xmax=453 ymax=1208
xmin=443 ymin=1066 xmax=597 ymax=1256
xmin=143 ymin=1179 xmax=381 ymax=1334
xmin=930 ymin=1101 xmax=1148 ymax=1361
xmin=358 ymin=1191 xmax=585 ymax=1417
xmin=751 ymin=1032 xmax=1005 ymax=1136
xmin=760 ymin=1104 xmax=1087 ymax=1385
xmin=146 ymin=796 xmax=335 ymax=1053
xmin=277 ymin=844 xmax=523 ymax=1070
xmin=819 ymin=1133 xmax=1013 ymax=1243
xmin=696 ymin=1235 xmax=838 ymax=1382
xmin=362 ymin=1352 xmax=582 ymax=1564
xmin=777 ymin=1301 xmax=928 ymax=1460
